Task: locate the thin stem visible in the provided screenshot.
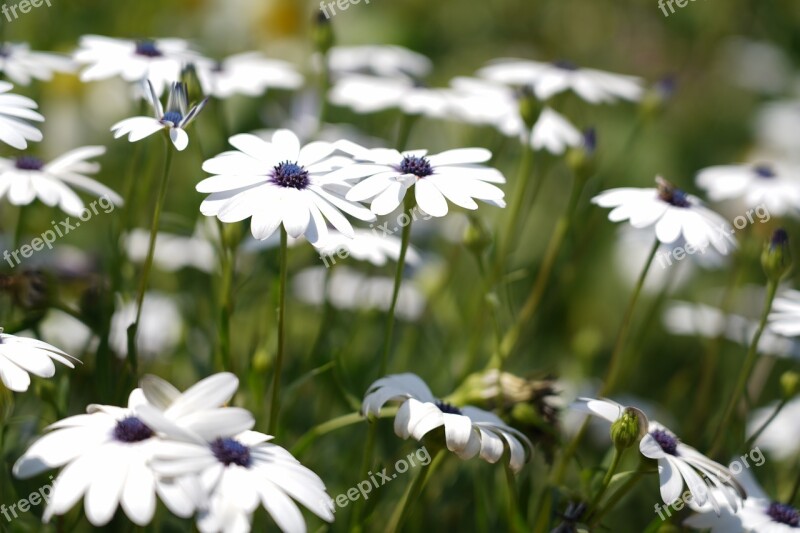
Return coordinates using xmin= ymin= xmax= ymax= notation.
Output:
xmin=504 ymin=460 xmax=524 ymax=532
xmin=13 ymin=204 xmax=25 ymax=250
xmin=744 ymin=398 xmax=787 ymax=452
xmin=127 ymin=137 xmax=174 ymax=378
xmin=711 ymin=280 xmax=779 ymax=456
xmin=789 ymin=459 xmax=800 ymax=505
xmin=589 ymin=466 xmax=647 ymax=527
xmin=493 ymin=140 xmax=533 ymax=280
xmin=291 ymin=407 xmax=398 ymax=456
xmin=588 ymin=448 xmax=624 ymax=516
xmin=216 ymin=220 xmax=234 ymax=371
xmin=386 ymin=449 xmax=446 ymax=533
xmin=268 ymin=227 xmax=289 ymax=435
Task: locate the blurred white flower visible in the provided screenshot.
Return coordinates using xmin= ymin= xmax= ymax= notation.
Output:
xmin=292 ymin=266 xmax=425 ymax=320
xmin=74 ymin=36 xmax=202 ymax=95
xmin=125 ymin=226 xmax=217 ymax=273
xmin=0 ymin=81 xmax=44 ymax=149
xmin=197 ymin=130 xmax=374 ymax=244
xmin=110 ymin=292 xmax=183 ymax=360
xmin=112 ymin=80 xmax=208 ymax=151
xmin=195 ymin=53 xmax=303 ymax=99
xmin=327 ymin=45 xmax=432 ymax=79
xmin=748 ymin=397 xmax=800 ymax=461
xmin=328 ymin=74 xmax=452 ymax=118
xmin=0 ymin=331 xmax=77 ymax=392
xmin=330 ymin=143 xmax=506 ymax=217
xmin=314 ymin=228 xmax=421 ymax=266
xmin=593 ymin=177 xmax=735 ymax=255
xmin=478 ymin=58 xmax=644 ymax=103
xmin=768 ymin=289 xmax=800 ymax=337
xmin=0 ymin=43 xmax=75 ymax=85
xmin=755 ymin=100 xmax=800 ymax=159
xmin=362 ymin=373 xmax=533 ymax=472
xmin=0 ymin=146 xmax=122 ymax=216
xmin=531 ymin=107 xmax=582 ymax=154
xmin=719 ymin=37 xmax=791 ymax=96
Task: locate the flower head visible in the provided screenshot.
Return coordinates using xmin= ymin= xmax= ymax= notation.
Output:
xmin=0 ymin=81 xmax=44 ymax=149
xmin=0 ymin=42 xmax=75 ymax=85
xmin=194 ymin=53 xmax=303 ymax=99
xmin=0 ymin=331 xmax=77 ymax=392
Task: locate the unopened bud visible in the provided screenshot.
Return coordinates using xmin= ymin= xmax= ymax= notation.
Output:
xmin=762 ymin=228 xmax=792 ymax=282
xmin=781 ymin=371 xmax=800 ymax=399
xmin=566 ymin=128 xmax=597 ymax=182
xmin=640 ymin=75 xmax=677 ymax=119
xmin=312 ymin=10 xmax=335 ymax=56
xmin=610 ymin=407 xmax=646 ymax=451
xmin=517 ymin=85 xmax=543 ymax=129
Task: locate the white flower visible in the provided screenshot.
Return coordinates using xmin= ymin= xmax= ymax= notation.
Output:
xmin=329 ymin=143 xmax=506 ymax=217
xmin=0 ymin=81 xmax=44 ymax=149
xmin=755 ymin=100 xmax=800 ymax=158
xmin=314 ymin=228 xmax=422 ymax=266
xmin=327 ymin=45 xmax=432 ymax=79
xmin=112 ymin=80 xmax=208 ymax=151
xmin=11 ymin=372 xmax=242 ymax=527
xmin=0 ymin=331 xmax=77 ymax=392
xmin=0 ymin=43 xmax=75 ymax=85
xmin=125 ymin=224 xmax=217 ymax=273
xmin=592 ymin=177 xmax=735 ymax=255
xmin=110 ymin=292 xmax=183 ymax=360
xmin=478 ymin=58 xmax=644 ymax=103
xmin=570 ymin=397 xmax=648 ymax=435
xmin=747 ymin=397 xmax=800 ymax=461
xmin=768 ymin=289 xmax=800 ymax=337
xmin=197 ymin=129 xmax=375 ymax=244
xmin=361 ymin=373 xmax=533 ymax=472
xmin=0 ymin=146 xmax=122 ymax=216
xmin=328 ymin=74 xmax=453 ymax=118
xmin=531 ymin=107 xmax=582 ymax=154
xmin=74 ymin=35 xmax=202 ymax=95
xmin=195 ymin=52 xmax=303 ymax=99
xmin=696 ymin=161 xmax=800 ymax=217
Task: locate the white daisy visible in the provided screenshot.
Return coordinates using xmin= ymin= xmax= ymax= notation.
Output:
xmin=592 ymin=177 xmax=735 ymax=255
xmin=478 ymin=58 xmax=644 ymax=104
xmin=196 ymin=129 xmax=375 ymax=244
xmin=570 ymin=397 xmax=649 ymax=439
xmin=0 ymin=146 xmax=122 ymax=216
xmin=328 ymin=74 xmax=452 ymax=118
xmin=0 ymin=331 xmax=77 ymax=392
xmin=329 ymin=143 xmax=506 ymax=217
xmin=112 ymin=80 xmax=207 ymax=151
xmin=327 ymin=45 xmax=432 ymax=79
xmin=696 ymin=161 xmax=800 ymax=217
xmin=768 ymin=289 xmax=800 ymax=337
xmin=74 ymin=35 xmax=202 ymax=95
xmin=361 ymin=373 xmax=533 ymax=472
xmin=0 ymin=43 xmax=75 ymax=85
xmin=195 ymin=52 xmax=303 ymax=99
xmin=135 ymin=402 xmax=335 ymax=533
xmin=531 ymin=107 xmax=583 ymax=154
xmin=0 ymin=81 xmax=44 ymax=149
xmin=12 ymin=373 xmax=242 ymax=526
xmin=314 ymin=228 xmax=422 ymax=267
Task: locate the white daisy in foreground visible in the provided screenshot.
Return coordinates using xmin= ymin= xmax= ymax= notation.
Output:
xmin=0 ymin=43 xmax=75 ymax=85
xmin=112 ymin=80 xmax=207 ymax=151
xmin=592 ymin=177 xmax=735 ymax=254
xmin=195 ymin=53 xmax=304 ymax=99
xmin=13 ymin=373 xmax=242 ymax=526
xmin=327 ymin=45 xmax=432 ymax=79
xmin=768 ymin=290 xmax=800 ymax=337
xmin=362 ymin=373 xmax=533 ymax=472
xmin=478 ymin=58 xmax=644 ymax=103
xmin=0 ymin=146 xmax=122 ymax=216
xmin=328 ymin=74 xmax=452 ymax=118
xmin=197 ymin=129 xmax=375 ymax=244
xmin=136 ymin=401 xmax=334 ymax=532
xmin=0 ymin=331 xmax=77 ymax=392
xmin=74 ymin=35 xmax=201 ymax=95
xmin=696 ymin=161 xmax=800 ymax=217
xmin=330 ymin=143 xmax=506 ymax=217
xmin=0 ymin=81 xmax=43 ymax=149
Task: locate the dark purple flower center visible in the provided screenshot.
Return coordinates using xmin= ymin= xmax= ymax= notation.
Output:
xmin=657 ymin=179 xmax=692 ymax=208
xmin=398 ymin=155 xmax=433 ymax=178
xmin=435 ymin=400 xmax=463 ymax=415
xmin=582 ymin=128 xmax=597 ymax=154
xmin=15 ymin=156 xmax=44 ymax=171
xmin=113 ymin=416 xmax=154 ymax=443
xmin=135 ymin=40 xmax=162 ymax=58
xmin=552 ymin=60 xmax=579 ymax=71
xmin=211 ymin=437 xmax=252 ymax=467
xmin=754 ymin=164 xmax=776 ymax=179
xmin=161 ymin=111 xmax=183 ymax=125
xmin=650 ymin=429 xmax=678 ymax=456
xmin=271 ymin=161 xmax=310 ymax=190
xmin=772 ymin=228 xmax=789 ymax=249
xmin=768 ymin=502 xmax=800 ymax=527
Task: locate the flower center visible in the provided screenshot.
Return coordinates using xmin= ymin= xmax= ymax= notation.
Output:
xmin=113 ymin=416 xmax=154 ymax=443
xmin=552 ymin=60 xmax=579 ymax=71
xmin=211 ymin=437 xmax=252 ymax=467
xmin=161 ymin=111 xmax=183 ymax=125
xmin=650 ymin=429 xmax=679 ymax=456
xmin=435 ymin=400 xmax=463 ymax=416
xmin=15 ymin=156 xmax=44 ymax=171
xmin=657 ymin=178 xmax=691 ymax=208
xmin=399 ymin=155 xmax=433 ymax=178
xmin=271 ymin=161 xmax=310 ymax=190
xmin=135 ymin=40 xmax=163 ymax=58
xmin=754 ymin=164 xmax=776 ymax=179
xmin=768 ymin=502 xmax=800 ymax=527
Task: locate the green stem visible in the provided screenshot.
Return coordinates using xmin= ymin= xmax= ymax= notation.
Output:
xmin=744 ymin=397 xmax=787 ymax=452
xmin=268 ymin=227 xmax=289 ymax=435
xmin=711 ymin=280 xmax=779 ymax=456
xmin=493 ymin=140 xmax=533 ymax=280
xmin=789 ymin=460 xmax=800 ymax=505
xmin=589 ymin=466 xmax=647 ymax=527
xmin=504 ymin=460 xmax=524 ymax=532
xmin=588 ymin=448 xmax=624 ymax=516
xmin=216 ymin=220 xmax=234 ymax=372
xmin=13 ymin=204 xmax=25 ymax=250
xmin=127 ymin=136 xmax=173 ymax=378
xmin=291 ymin=408 xmax=397 ymax=456
xmin=386 ymin=449 xmax=446 ymax=533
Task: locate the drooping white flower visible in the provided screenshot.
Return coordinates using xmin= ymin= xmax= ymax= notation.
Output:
xmin=0 ymin=331 xmax=77 ymax=392
xmin=0 ymin=81 xmax=44 ymax=149
xmin=0 ymin=43 xmax=75 ymax=85
xmin=112 ymin=80 xmax=208 ymax=151
xmin=328 ymin=74 xmax=453 ymax=118
xmin=329 ymin=143 xmax=506 ymax=217
xmin=0 ymin=146 xmax=122 ymax=216
xmin=592 ymin=177 xmax=735 ymax=255
xmin=197 ymin=129 xmax=375 ymax=244
xmin=195 ymin=53 xmax=303 ymax=99
xmin=696 ymin=161 xmax=800 ymax=217
xmin=362 ymin=373 xmax=533 ymax=472
xmin=74 ymin=35 xmax=202 ymax=95
xmin=478 ymin=58 xmax=644 ymax=104
xmin=327 ymin=45 xmax=432 ymax=79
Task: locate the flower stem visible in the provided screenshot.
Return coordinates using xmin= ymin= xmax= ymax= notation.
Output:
xmin=13 ymin=204 xmax=25 ymax=250
xmin=789 ymin=461 xmax=800 ymax=505
xmin=504 ymin=460 xmax=524 ymax=532
xmin=386 ymin=448 xmax=446 ymax=533
xmin=493 ymin=140 xmax=533 ymax=280
xmin=291 ymin=408 xmax=398 ymax=457
xmin=216 ymin=220 xmax=235 ymax=372
xmin=711 ymin=279 xmax=779 ymax=457
xmin=589 ymin=464 xmax=648 ymax=527
xmin=268 ymin=226 xmax=289 ymax=435
xmin=127 ymin=136 xmax=173 ymax=378
xmin=744 ymin=397 xmax=787 ymax=452
xmin=588 ymin=448 xmax=624 ymax=516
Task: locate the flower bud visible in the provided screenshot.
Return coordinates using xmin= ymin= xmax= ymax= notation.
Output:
xmin=781 ymin=370 xmax=800 ymax=400
xmin=517 ymin=85 xmax=543 ymax=130
xmin=762 ymin=228 xmax=792 ymax=282
xmin=566 ymin=128 xmax=597 ymax=182
xmin=610 ymin=407 xmax=646 ymax=451
xmin=312 ymin=10 xmax=335 ymax=56
xmin=639 ymin=75 xmax=677 ymax=119
xmin=181 ymin=63 xmax=205 ymax=107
